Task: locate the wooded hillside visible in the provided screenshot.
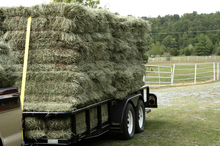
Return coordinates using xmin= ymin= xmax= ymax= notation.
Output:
xmin=142 ymin=11 xmax=220 ymax=56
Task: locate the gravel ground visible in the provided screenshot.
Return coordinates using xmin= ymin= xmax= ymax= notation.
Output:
xmin=150 ymin=81 xmax=220 ymax=107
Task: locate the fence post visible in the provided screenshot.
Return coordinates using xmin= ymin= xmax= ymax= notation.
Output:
xmin=171 ymin=67 xmax=173 ymax=86
xmin=194 ymin=64 xmax=197 ymax=84
xmin=213 ymin=62 xmax=215 ymax=81
xmin=188 ymin=56 xmax=189 ymax=61
xmin=172 ymin=64 xmax=175 ymax=85
xmin=158 ymin=66 xmax=160 ymax=86
xmin=217 ymin=63 xmax=219 ymax=80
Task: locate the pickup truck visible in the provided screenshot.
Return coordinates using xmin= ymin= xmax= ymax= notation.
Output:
xmin=0 ymin=86 xmax=22 ymax=146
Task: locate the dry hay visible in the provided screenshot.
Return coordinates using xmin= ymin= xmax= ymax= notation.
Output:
xmin=24 ymin=103 xmax=109 ymax=139
xmin=0 ymin=42 xmax=18 ymax=87
xmin=0 ymin=2 xmax=150 ymax=139
xmin=0 ymin=8 xmax=6 ymax=37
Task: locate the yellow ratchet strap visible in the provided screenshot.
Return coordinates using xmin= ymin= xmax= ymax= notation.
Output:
xmin=20 ymin=16 xmax=31 ymax=111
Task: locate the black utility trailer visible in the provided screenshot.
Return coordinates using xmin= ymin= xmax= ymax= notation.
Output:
xmin=23 ymin=86 xmax=157 ymax=145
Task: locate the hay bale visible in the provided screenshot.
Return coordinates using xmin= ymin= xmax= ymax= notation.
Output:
xmin=47 ymin=129 xmax=72 ymax=139
xmin=101 ymin=103 xmax=109 ymax=122
xmin=0 ymin=8 xmax=6 ymax=38
xmin=25 ymin=117 xmax=46 ymax=130
xmin=25 ymin=130 xmax=46 ymax=139
xmin=0 ymin=2 xmax=150 ymax=139
xmin=0 ymin=43 xmax=18 ymax=87
xmin=24 ymin=102 xmax=75 ymax=112
xmin=75 ymin=111 xmax=86 ymax=134
xmin=47 ymin=117 xmax=71 ymax=130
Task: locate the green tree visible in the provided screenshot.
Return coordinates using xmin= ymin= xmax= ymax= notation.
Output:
xmin=144 ymin=11 xmax=220 ymax=56
xmin=148 ymin=42 xmax=164 ymax=56
xmin=195 ymin=34 xmax=209 ymax=56
xmin=170 ymin=38 xmax=177 ymax=49
xmin=53 ymin=0 xmax=100 ymax=8
xmin=170 ymin=48 xmax=179 ymax=56
xmin=206 ymin=36 xmax=213 ymax=54
xmin=185 ymin=48 xmax=191 ymax=56
xmin=187 ymin=44 xmax=195 ymax=55
xmin=162 ymin=35 xmax=172 ymax=48
xmin=143 ymin=53 xmax=148 ymax=63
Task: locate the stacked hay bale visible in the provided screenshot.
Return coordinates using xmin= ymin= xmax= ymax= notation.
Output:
xmin=0 ymin=3 xmax=150 ymax=139
xmin=0 ymin=43 xmax=18 ymax=88
xmin=0 ymin=8 xmax=6 ymax=38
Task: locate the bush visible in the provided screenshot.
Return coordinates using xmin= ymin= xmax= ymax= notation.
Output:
xmin=143 ymin=53 xmax=148 ymax=63
xmin=185 ymin=48 xmax=191 ymax=56
xmin=217 ymin=50 xmax=220 ymax=55
xmin=170 ymin=48 xmax=179 ymax=56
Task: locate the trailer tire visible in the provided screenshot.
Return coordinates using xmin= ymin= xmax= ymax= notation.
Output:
xmin=121 ymin=103 xmax=135 ymax=140
xmin=0 ymin=138 xmax=2 ymax=146
xmin=135 ymin=100 xmax=145 ymax=133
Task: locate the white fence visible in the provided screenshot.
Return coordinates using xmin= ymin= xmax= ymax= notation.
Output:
xmin=217 ymin=62 xmax=219 ymax=80
xmin=148 ymin=56 xmax=220 ymax=63
xmin=145 ymin=62 xmax=220 ymax=86
xmin=144 ymin=65 xmax=173 ymax=86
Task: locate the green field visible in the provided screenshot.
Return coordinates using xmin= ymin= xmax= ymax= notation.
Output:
xmin=75 ymin=81 xmax=220 ymax=146
xmin=145 ymin=61 xmax=219 ymax=86
xmin=148 ymin=56 xmax=220 ymax=63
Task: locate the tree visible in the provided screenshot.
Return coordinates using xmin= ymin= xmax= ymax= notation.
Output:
xmin=195 ymin=34 xmax=209 ymax=56
xmin=170 ymin=38 xmax=177 ymax=49
xmin=143 ymin=53 xmax=148 ymax=63
xmin=206 ymin=36 xmax=213 ymax=54
xmin=148 ymin=42 xmax=164 ymax=56
xmin=53 ymin=0 xmax=100 ymax=8
xmin=170 ymin=48 xmax=179 ymax=56
xmin=144 ymin=11 xmax=220 ymax=56
xmin=185 ymin=48 xmax=191 ymax=56
xmin=162 ymin=35 xmax=172 ymax=48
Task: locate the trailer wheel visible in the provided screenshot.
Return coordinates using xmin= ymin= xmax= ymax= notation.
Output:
xmin=135 ymin=100 xmax=145 ymax=133
xmin=121 ymin=103 xmax=135 ymax=140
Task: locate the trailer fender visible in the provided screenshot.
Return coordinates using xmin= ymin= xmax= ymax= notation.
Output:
xmin=110 ymin=94 xmax=143 ymax=133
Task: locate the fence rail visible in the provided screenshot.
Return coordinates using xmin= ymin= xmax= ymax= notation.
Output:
xmin=144 ymin=65 xmax=173 ymax=86
xmin=145 ymin=62 xmax=220 ymax=86
xmin=148 ymin=56 xmax=220 ymax=63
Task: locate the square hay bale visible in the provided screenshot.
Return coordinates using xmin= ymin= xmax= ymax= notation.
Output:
xmin=0 ymin=43 xmax=18 ymax=87
xmin=1 ymin=2 xmax=150 ymax=139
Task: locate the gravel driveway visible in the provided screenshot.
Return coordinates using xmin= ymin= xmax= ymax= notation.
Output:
xmin=150 ymin=82 xmax=220 ymax=107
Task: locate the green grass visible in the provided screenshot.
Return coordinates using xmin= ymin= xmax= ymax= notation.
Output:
xmin=148 ymin=55 xmax=220 ymax=63
xmin=75 ymin=81 xmax=220 ymax=146
xmin=145 ymin=61 xmax=219 ymax=86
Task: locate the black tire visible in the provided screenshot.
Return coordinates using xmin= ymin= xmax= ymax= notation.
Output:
xmin=0 ymin=139 xmax=2 ymax=146
xmin=135 ymin=100 xmax=145 ymax=133
xmin=121 ymin=103 xmax=135 ymax=140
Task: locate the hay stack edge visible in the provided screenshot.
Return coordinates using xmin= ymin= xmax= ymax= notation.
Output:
xmin=0 ymin=3 xmax=150 ymax=139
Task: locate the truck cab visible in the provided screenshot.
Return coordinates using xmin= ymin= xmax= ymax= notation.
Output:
xmin=0 ymin=86 xmax=22 ymax=146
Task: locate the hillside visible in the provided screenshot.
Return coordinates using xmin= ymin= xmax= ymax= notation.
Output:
xmin=142 ymin=11 xmax=220 ymax=56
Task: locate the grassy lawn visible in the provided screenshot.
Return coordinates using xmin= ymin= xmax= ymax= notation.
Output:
xmin=76 ymin=81 xmax=220 ymax=146
xmin=145 ymin=61 xmax=219 ymax=86
xmin=148 ymin=56 xmax=220 ymax=63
